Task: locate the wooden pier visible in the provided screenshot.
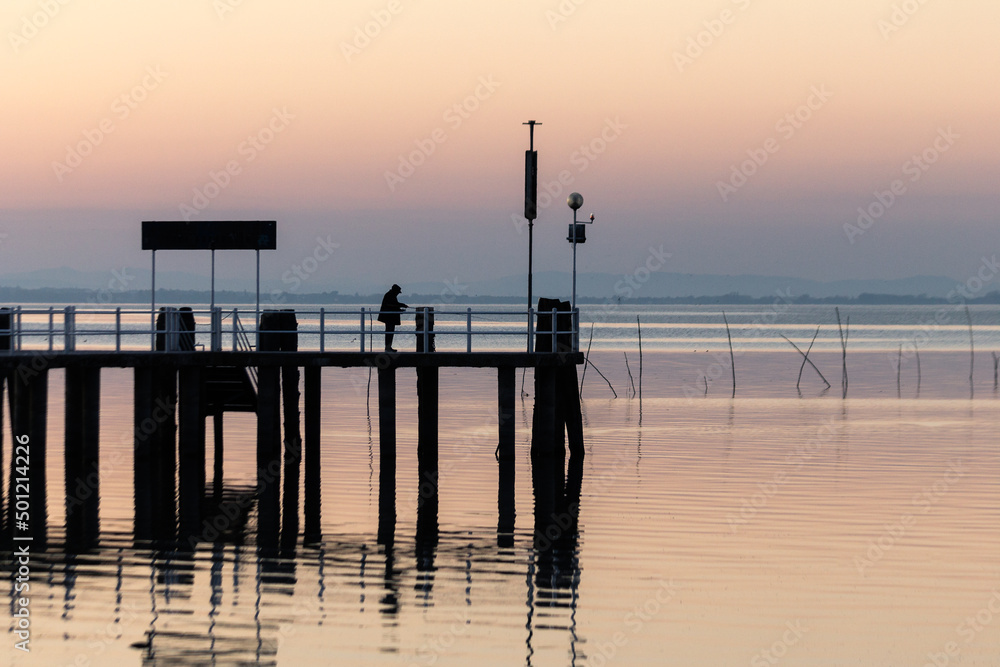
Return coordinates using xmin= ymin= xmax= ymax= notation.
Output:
xmin=0 ymin=307 xmax=584 ymax=548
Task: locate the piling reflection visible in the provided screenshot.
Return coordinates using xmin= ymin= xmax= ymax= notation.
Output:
xmin=527 ymin=452 xmax=584 ymax=665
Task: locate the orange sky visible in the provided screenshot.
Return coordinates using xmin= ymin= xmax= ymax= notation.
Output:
xmin=1 ymin=0 xmax=998 ymax=284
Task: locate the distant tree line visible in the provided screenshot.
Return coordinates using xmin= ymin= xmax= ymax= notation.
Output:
xmin=1 ymin=286 xmax=999 ymax=306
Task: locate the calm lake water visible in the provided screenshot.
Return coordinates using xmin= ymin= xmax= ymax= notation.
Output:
xmin=2 ymin=304 xmax=999 ymax=666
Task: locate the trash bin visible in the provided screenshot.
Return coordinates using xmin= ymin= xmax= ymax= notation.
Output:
xmin=156 ymin=307 xmax=196 ymax=351
xmin=179 ymin=307 xmax=195 ymax=351
xmin=535 ymin=298 xmax=572 ymax=353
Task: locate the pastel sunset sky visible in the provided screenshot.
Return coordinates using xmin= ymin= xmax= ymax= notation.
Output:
xmin=1 ymin=0 xmax=997 ymax=291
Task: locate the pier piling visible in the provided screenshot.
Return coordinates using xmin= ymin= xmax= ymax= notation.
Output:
xmin=9 ymin=367 xmax=48 ymax=545
xmin=178 ymin=366 xmax=205 ymax=536
xmin=498 ymin=367 xmax=516 ymax=460
xmin=303 ymin=366 xmax=321 ymax=543
xmin=133 ymin=366 xmax=176 ymax=541
xmin=280 ymin=314 xmax=302 ymax=551
xmin=377 ymin=366 xmax=396 ymax=545
xmin=416 ymin=366 xmax=438 ymax=479
xmin=64 ymin=366 xmax=100 ymax=547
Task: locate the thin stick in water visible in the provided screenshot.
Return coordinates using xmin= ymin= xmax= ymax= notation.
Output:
xmin=993 ymin=351 xmax=998 ymax=390
xmin=722 ymin=311 xmax=736 ymax=398
xmin=585 ymin=358 xmax=618 ymax=398
xmin=916 ymin=343 xmax=922 ymax=396
xmin=836 ymin=307 xmax=848 ymax=399
xmin=966 ymin=305 xmax=974 ymax=398
xmin=897 ymin=345 xmax=902 ymax=398
xmin=703 ymin=376 xmax=709 ymax=396
xmin=624 ymin=351 xmax=636 ymax=398
xmin=796 ymin=327 xmax=822 ymax=391
xmin=780 ymin=333 xmax=831 ymax=388
xmin=637 ymin=315 xmax=643 ymax=408
xmin=580 ymin=323 xmax=595 ymax=396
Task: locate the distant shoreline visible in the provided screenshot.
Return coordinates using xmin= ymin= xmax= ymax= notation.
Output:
xmin=2 ymin=286 xmax=999 ymax=306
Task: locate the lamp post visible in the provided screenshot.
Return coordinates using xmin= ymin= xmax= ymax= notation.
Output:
xmin=566 ymin=192 xmax=594 ymax=311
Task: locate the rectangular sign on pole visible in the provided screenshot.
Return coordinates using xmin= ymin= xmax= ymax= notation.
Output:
xmin=524 ymin=151 xmax=538 ymax=221
xmin=141 ymin=221 xmax=277 ymax=250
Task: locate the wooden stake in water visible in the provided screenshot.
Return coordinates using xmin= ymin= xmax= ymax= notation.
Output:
xmin=992 ymin=352 xmax=998 ymax=390
xmin=780 ymin=331 xmax=831 ymax=389
xmin=624 ymin=352 xmax=636 ymax=398
xmin=836 ymin=307 xmax=849 ymax=399
xmin=722 ymin=311 xmax=735 ymax=398
xmin=966 ymin=305 xmax=974 ymax=398
xmin=637 ymin=316 xmax=644 ymax=410
xmin=585 ymin=358 xmax=617 ymax=398
xmin=897 ymin=345 xmax=902 ymax=398
xmin=580 ymin=323 xmax=595 ymax=396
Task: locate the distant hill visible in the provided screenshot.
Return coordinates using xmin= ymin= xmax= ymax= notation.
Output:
xmin=402 ymin=271 xmax=959 ymax=300
xmin=0 ymin=267 xmax=960 ymax=301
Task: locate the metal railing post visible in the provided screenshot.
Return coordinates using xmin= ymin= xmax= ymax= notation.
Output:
xmin=574 ymin=308 xmax=580 ymax=352
xmin=166 ymin=306 xmax=177 ymax=352
xmin=422 ymin=307 xmax=430 ymax=353
xmin=211 ymin=307 xmax=222 ymax=352
xmin=64 ymin=306 xmax=76 ymax=352
xmin=319 ymin=308 xmax=326 ymax=353
xmin=528 ymin=307 xmax=535 ymax=353
xmin=466 ymin=307 xmax=472 ymax=353
xmin=360 ymin=308 xmax=366 ymax=353
xmin=232 ymin=309 xmax=239 ymax=351
xmin=116 ymin=308 xmax=122 ymax=352
xmin=48 ymin=307 xmax=54 ymax=351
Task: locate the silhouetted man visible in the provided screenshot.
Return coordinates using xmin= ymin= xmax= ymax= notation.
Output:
xmin=378 ymin=284 xmax=407 ymax=352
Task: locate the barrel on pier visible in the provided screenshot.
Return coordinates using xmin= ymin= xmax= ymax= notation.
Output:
xmin=531 ymin=298 xmax=584 ymax=460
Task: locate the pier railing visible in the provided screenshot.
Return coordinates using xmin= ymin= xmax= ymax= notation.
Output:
xmin=0 ymin=306 xmax=581 ymax=354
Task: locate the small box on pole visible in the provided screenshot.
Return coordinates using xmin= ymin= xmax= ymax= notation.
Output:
xmin=524 ymin=150 xmax=538 ymax=220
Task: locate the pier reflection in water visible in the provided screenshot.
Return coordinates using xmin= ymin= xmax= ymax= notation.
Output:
xmin=0 ymin=351 xmax=586 ymax=666
xmin=29 ymin=447 xmax=585 ymax=666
